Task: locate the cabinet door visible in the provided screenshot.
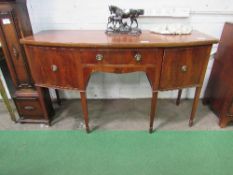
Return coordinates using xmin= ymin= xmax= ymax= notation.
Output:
xmin=0 ymin=10 xmax=31 ymax=87
xmin=159 ymin=46 xmax=211 ymax=90
xmin=25 ymin=46 xmax=80 ymax=89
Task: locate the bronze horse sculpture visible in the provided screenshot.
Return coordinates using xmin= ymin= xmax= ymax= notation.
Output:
xmin=106 ymin=5 xmax=144 ymax=35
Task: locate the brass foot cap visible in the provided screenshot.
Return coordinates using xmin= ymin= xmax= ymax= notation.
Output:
xmin=189 ymin=120 xmax=193 ymax=127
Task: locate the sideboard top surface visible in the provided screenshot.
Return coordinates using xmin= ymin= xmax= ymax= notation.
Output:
xmin=20 ymin=30 xmax=218 ymax=48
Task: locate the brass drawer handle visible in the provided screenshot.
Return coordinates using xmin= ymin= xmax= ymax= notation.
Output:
xmin=134 ymin=53 xmax=142 ymax=62
xmin=24 ymin=106 xmax=35 ymax=111
xmin=96 ymin=54 xmax=104 ymax=61
xmin=181 ymin=65 xmax=188 ymax=72
xmin=51 ymin=65 xmax=58 ymax=72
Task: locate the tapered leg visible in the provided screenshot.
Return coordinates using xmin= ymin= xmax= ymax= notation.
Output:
xmin=219 ymin=116 xmax=229 ymax=128
xmin=149 ymin=92 xmax=158 ymax=133
xmin=0 ymin=77 xmax=16 ymax=122
xmin=80 ymin=91 xmax=90 ymax=133
xmin=189 ymin=87 xmax=202 ymax=127
xmin=176 ymin=89 xmax=182 ymax=106
xmin=55 ymin=89 xmax=61 ymax=105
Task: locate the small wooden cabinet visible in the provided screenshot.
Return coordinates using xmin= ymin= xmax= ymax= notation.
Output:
xmin=204 ymin=22 xmax=233 ymax=127
xmin=0 ymin=2 xmax=31 ymax=88
xmin=0 ymin=0 xmax=54 ymax=124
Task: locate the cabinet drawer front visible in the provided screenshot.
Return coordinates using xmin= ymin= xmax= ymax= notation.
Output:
xmin=14 ymin=98 xmax=43 ymax=119
xmin=26 ymin=46 xmax=80 ymax=89
xmin=80 ymin=49 xmax=162 ymax=65
xmin=159 ymin=46 xmax=210 ymax=90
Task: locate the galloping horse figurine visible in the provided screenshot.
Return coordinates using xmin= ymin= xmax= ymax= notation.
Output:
xmin=106 ymin=5 xmax=144 ymax=35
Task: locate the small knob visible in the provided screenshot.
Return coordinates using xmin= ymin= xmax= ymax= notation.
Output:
xmin=96 ymin=54 xmax=104 ymax=61
xmin=51 ymin=65 xmax=58 ymax=72
xmin=181 ymin=65 xmax=188 ymax=72
xmin=134 ymin=53 xmax=142 ymax=62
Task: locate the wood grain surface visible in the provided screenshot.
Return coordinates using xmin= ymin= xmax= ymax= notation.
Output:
xmin=20 ymin=30 xmax=218 ymax=48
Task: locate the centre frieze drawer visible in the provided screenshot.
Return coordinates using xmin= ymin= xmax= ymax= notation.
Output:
xmin=80 ymin=49 xmax=163 ymax=65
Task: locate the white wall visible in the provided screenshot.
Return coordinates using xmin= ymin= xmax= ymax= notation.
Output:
xmin=1 ymin=0 xmax=233 ymax=99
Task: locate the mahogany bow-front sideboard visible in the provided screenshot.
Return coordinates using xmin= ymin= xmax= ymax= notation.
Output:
xmin=20 ymin=30 xmax=218 ymax=133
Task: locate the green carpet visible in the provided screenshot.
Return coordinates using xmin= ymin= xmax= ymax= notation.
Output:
xmin=0 ymin=131 xmax=233 ymax=175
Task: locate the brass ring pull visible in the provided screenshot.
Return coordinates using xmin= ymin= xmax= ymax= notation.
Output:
xmin=181 ymin=65 xmax=188 ymax=72
xmin=134 ymin=53 xmax=142 ymax=62
xmin=96 ymin=54 xmax=104 ymax=61
xmin=51 ymin=65 xmax=58 ymax=72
